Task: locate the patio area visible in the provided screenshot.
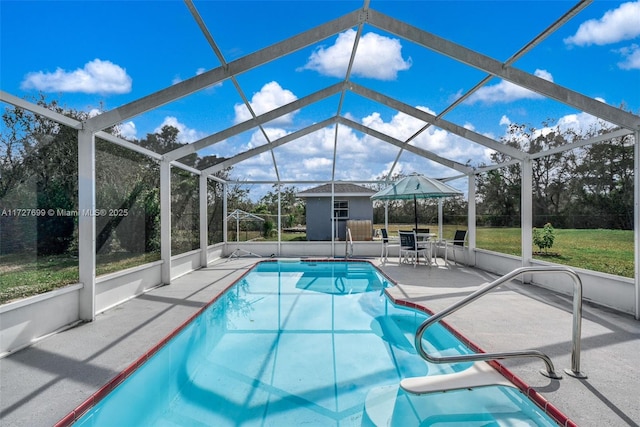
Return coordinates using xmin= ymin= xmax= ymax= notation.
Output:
xmin=1 ymin=256 xmax=637 ymax=427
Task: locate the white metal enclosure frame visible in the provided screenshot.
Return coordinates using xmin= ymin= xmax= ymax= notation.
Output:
xmin=1 ymin=0 xmax=639 ymax=320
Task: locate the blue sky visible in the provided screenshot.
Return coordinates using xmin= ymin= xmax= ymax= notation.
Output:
xmin=2 ymin=0 xmax=639 ymax=197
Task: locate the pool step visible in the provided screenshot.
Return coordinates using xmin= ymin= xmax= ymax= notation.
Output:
xmin=400 ymin=361 xmax=514 ymax=395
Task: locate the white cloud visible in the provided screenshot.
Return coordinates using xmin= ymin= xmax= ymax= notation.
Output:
xmin=229 ymin=130 xmax=331 ymax=182
xmin=300 ymin=29 xmax=412 ymax=80
xmin=229 ymin=106 xmax=496 ymax=186
xmin=278 ymin=127 xmax=339 ymax=160
xmin=154 ymin=116 xmax=206 ymax=143
xmin=556 ymin=111 xmax=611 ymax=134
xmin=240 ymin=126 xmax=288 ymax=151
xmin=232 ymin=162 xmax=276 ymax=181
xmin=234 ymin=81 xmax=298 ymax=125
xmin=466 ymin=69 xmax=554 ymax=105
xmin=119 ymin=121 xmax=137 ymax=140
xmin=617 ymin=44 xmax=640 ymax=69
xmin=361 ymin=106 xmax=437 ymax=141
xmin=362 ymin=111 xmax=421 ymax=141
xmin=20 ymin=59 xmax=132 ymax=94
xmin=355 ymin=106 xmax=476 ymax=175
xmin=227 ymin=97 xmax=614 ymax=188
xmin=359 ymin=107 xmax=492 ymax=169
xmin=303 ymin=157 xmax=332 ymax=170
xmin=564 ymin=1 xmax=640 ymax=46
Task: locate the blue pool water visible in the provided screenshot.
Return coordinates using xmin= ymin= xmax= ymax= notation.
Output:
xmin=75 ymin=261 xmax=557 ymax=426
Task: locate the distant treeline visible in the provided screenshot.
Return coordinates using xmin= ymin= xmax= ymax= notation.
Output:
xmin=374 ymin=121 xmax=634 ymax=230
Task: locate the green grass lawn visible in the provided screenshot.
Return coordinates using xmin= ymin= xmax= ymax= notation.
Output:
xmin=0 ymin=253 xmax=80 ymax=304
xmin=381 ymin=224 xmax=634 ymax=278
xmin=0 ymin=252 xmax=160 ymax=304
xmin=0 ymin=227 xmax=634 ymax=304
xmin=476 ymin=227 xmax=634 ymax=278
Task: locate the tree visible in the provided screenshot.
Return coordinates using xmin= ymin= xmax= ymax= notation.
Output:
xmin=372 ymin=172 xmax=412 ymax=225
xmin=528 ymin=122 xmax=575 ymax=227
xmin=567 ymin=132 xmax=634 ymax=229
xmin=442 ymin=196 xmax=468 ymax=225
xmin=206 ymin=172 xmax=227 ymax=245
xmin=95 ymin=124 xmax=230 ymax=255
xmin=475 ymin=124 xmax=523 ymax=227
xmin=476 ymin=168 xmax=521 ymax=227
xmin=95 ymin=137 xmax=160 ymax=254
xmin=257 ymin=185 xmax=304 ymax=227
xmin=1 ymin=95 xmax=85 ymax=255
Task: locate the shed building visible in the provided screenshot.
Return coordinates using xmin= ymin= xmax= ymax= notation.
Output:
xmin=297 ymin=184 xmax=375 ymax=241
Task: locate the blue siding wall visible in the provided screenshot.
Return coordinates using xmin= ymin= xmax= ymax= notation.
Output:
xmin=305 ymin=197 xmax=373 ymax=240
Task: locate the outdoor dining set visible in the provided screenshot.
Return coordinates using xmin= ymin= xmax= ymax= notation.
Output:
xmin=371 ymin=173 xmax=467 ymax=267
xmin=379 ymin=228 xmax=468 ymax=267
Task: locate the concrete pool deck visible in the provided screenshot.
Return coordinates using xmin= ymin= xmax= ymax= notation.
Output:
xmin=0 ymin=257 xmax=638 ymax=426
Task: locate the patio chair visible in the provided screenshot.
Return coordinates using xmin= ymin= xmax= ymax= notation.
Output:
xmin=380 ymin=228 xmax=399 ymax=264
xmin=413 ymin=228 xmax=434 ymax=262
xmin=398 ymin=231 xmax=430 ymax=267
xmin=442 ymin=229 xmax=468 ymax=265
xmin=450 ymin=229 xmax=468 ymax=265
xmin=433 ymin=229 xmax=468 ymax=265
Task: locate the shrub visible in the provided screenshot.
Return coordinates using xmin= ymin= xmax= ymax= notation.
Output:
xmin=533 ymin=222 xmax=555 ymax=254
xmin=263 ymin=219 xmax=275 ymax=238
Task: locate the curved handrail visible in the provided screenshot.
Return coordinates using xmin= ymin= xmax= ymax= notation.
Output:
xmin=414 ymin=266 xmax=587 ymax=379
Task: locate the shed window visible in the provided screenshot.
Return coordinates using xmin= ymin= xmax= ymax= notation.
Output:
xmin=333 ymin=200 xmax=349 ymax=219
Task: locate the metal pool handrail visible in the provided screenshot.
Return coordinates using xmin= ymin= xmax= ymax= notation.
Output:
xmin=414 ymin=266 xmax=587 ymax=380
xmin=345 ymin=227 xmax=353 ymax=258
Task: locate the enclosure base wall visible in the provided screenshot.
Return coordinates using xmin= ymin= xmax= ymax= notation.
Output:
xmin=223 ymin=241 xmax=384 ymax=258
xmin=96 ymin=261 xmax=163 ymax=314
xmin=171 ymin=249 xmax=203 ymax=280
xmin=0 ymin=284 xmax=82 ymax=357
xmin=474 ymin=248 xmax=636 ymax=316
xmin=207 ymin=244 xmax=224 ymax=263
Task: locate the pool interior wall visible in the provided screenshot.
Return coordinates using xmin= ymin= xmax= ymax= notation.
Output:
xmin=70 ymin=260 xmax=559 ymax=426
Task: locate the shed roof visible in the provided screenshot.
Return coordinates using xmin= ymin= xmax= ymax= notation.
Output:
xmin=297 ymin=183 xmax=376 ymax=198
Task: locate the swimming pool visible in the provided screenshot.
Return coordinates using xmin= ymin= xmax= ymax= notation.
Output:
xmin=71 ymin=260 xmax=558 ymax=426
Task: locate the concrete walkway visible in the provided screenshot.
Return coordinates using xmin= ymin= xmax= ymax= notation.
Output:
xmin=0 ymin=257 xmax=638 ymax=426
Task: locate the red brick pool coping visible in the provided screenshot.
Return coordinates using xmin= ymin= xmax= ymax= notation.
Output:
xmin=55 ymin=259 xmax=576 ymax=427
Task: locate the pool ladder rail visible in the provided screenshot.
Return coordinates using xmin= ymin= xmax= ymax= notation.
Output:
xmin=401 ymin=266 xmax=588 ymax=395
xmin=345 ymin=227 xmax=354 ymax=258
